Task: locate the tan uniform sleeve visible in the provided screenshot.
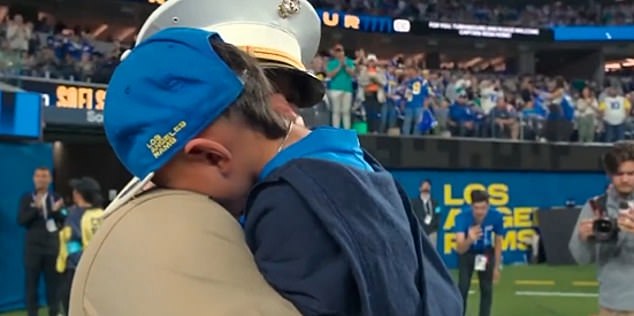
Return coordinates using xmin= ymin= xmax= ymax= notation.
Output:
xmin=70 ymin=190 xmax=299 ymax=316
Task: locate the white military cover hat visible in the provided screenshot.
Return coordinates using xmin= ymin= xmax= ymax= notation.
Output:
xmin=127 ymin=0 xmax=325 ymax=108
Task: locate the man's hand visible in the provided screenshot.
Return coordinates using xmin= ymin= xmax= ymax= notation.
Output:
xmin=52 ymin=199 xmax=64 ymax=212
xmin=618 ymin=209 xmax=634 ymax=234
xmin=468 ymin=225 xmax=483 ymax=241
xmin=493 ymin=267 xmax=501 ymax=283
xmin=33 ymin=196 xmax=43 ymax=209
xmin=578 ymin=218 xmax=595 ymax=241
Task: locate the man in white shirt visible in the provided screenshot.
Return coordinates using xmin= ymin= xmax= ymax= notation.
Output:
xmin=479 ymin=80 xmax=504 ymax=115
xmin=6 ymin=14 xmax=31 ymax=52
xmin=599 ymin=87 xmax=631 ymax=143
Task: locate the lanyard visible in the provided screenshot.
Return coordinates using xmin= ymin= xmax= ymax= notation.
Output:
xmin=33 ymin=193 xmax=54 ymax=219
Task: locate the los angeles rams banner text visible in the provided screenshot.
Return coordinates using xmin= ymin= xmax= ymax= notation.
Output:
xmin=391 ymin=170 xmax=606 ymax=268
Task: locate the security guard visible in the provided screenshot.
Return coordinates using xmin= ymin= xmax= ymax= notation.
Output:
xmin=56 ymin=177 xmax=104 ymax=316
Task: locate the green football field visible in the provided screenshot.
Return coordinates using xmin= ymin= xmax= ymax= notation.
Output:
xmin=0 ymin=265 xmax=598 ymax=316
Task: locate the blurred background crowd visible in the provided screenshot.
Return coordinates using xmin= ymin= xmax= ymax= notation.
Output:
xmin=309 ymin=0 xmax=634 ymax=26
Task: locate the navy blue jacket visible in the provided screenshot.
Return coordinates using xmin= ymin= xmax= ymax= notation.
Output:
xmin=244 ymin=152 xmax=462 ymax=316
xmin=17 ymin=192 xmax=65 ymax=257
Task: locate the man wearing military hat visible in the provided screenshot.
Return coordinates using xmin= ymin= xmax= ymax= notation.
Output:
xmin=71 ymin=0 xmax=462 ymax=315
xmin=128 ymin=0 xmax=325 ymax=126
xmin=69 ymin=28 xmax=302 ymax=316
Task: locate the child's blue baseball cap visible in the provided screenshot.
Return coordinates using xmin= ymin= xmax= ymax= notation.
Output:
xmin=104 ymin=27 xmax=244 ymax=179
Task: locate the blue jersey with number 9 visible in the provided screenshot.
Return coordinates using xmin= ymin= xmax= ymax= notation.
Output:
xmin=405 ymin=76 xmax=429 ymax=109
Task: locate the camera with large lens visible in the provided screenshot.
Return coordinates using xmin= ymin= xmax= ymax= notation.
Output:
xmin=593 ymin=217 xmax=619 ymax=242
xmin=588 ymin=198 xmax=623 ymax=243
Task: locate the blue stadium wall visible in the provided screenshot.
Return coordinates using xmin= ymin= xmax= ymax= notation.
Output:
xmin=391 ymin=170 xmax=605 ymax=268
xmin=0 ymin=144 xmax=608 ymax=311
xmin=0 ymin=143 xmax=53 ymax=312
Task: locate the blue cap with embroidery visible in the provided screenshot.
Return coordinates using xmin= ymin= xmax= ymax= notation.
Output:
xmin=104 ymin=27 xmax=244 ymax=179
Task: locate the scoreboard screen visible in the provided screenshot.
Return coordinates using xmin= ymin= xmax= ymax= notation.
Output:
xmin=0 ymin=92 xmax=42 ymax=139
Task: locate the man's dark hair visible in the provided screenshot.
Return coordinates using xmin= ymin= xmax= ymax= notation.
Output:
xmin=470 ymin=190 xmax=489 ymax=204
xmin=35 ymin=166 xmax=50 ymax=172
xmin=422 ymin=179 xmax=432 ymax=186
xmin=210 ymin=36 xmax=288 ymax=139
xmin=603 ymin=141 xmax=634 ymax=175
xmin=76 ymin=190 xmax=104 ymax=208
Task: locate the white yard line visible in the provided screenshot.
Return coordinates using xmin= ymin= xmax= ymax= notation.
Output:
xmin=515 ymin=291 xmax=598 ymax=298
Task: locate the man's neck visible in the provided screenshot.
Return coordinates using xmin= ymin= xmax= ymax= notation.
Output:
xmin=35 ymin=188 xmax=48 ymax=194
xmin=420 ymin=193 xmax=430 ymax=200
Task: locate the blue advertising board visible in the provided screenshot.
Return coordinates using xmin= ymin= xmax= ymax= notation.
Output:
xmin=0 ymin=91 xmax=42 ymax=139
xmin=390 ymin=170 xmax=606 ymax=268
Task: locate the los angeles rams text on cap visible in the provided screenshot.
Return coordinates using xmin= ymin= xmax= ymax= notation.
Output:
xmin=146 ymin=120 xmax=187 ymax=159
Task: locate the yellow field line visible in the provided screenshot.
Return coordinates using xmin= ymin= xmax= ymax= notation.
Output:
xmin=572 ymin=281 xmax=598 ymax=287
xmin=515 ymin=280 xmax=556 ymax=286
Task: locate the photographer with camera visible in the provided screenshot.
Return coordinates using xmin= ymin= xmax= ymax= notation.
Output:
xmin=569 ymin=141 xmax=634 ymax=316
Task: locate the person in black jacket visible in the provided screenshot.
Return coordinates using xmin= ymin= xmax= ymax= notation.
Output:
xmin=17 ymin=167 xmax=65 ymax=316
xmin=410 ymin=179 xmax=440 ymax=245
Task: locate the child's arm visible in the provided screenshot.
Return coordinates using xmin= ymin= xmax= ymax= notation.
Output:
xmin=244 ymin=183 xmax=358 ymax=316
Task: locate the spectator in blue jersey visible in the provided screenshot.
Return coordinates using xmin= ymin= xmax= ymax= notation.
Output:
xmin=379 ymin=64 xmax=400 ymax=133
xmin=448 ymin=93 xmax=477 ymax=137
xmin=401 ymin=66 xmax=430 ymax=135
xmin=489 ymin=97 xmax=519 ymax=139
xmin=57 ymin=177 xmax=105 ymax=316
xmin=544 ymin=77 xmax=574 ymax=142
xmin=357 ymin=54 xmax=387 ymax=133
xmin=326 ymin=44 xmax=356 ymax=129
xmin=417 ymin=106 xmax=438 ymax=135
xmin=520 ymin=99 xmax=546 ymax=140
xmin=454 ymin=190 xmax=505 ymax=316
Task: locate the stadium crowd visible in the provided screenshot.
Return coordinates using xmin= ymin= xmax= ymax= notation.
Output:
xmin=309 ymin=0 xmax=634 ymax=26
xmin=0 ymin=14 xmax=121 ymax=83
xmin=1 ymin=12 xmax=634 ymax=142
xmin=311 ymin=46 xmax=634 ymax=142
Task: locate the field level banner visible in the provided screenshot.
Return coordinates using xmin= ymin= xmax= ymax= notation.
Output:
xmin=390 ymin=170 xmax=605 ymax=268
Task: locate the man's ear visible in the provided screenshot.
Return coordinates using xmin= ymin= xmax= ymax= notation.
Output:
xmin=184 ymin=138 xmax=233 ymax=173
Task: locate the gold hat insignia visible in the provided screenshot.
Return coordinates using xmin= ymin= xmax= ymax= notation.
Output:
xmin=278 ymin=0 xmax=300 ymax=18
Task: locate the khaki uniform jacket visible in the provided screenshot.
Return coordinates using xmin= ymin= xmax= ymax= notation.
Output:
xmin=69 ymin=189 xmax=300 ymax=316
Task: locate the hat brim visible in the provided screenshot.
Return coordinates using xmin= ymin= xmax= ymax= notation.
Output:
xmin=260 ymin=62 xmax=325 ymax=108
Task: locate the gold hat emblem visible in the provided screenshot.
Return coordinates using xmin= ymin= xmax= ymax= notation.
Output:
xmin=278 ymin=0 xmax=300 ymax=18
